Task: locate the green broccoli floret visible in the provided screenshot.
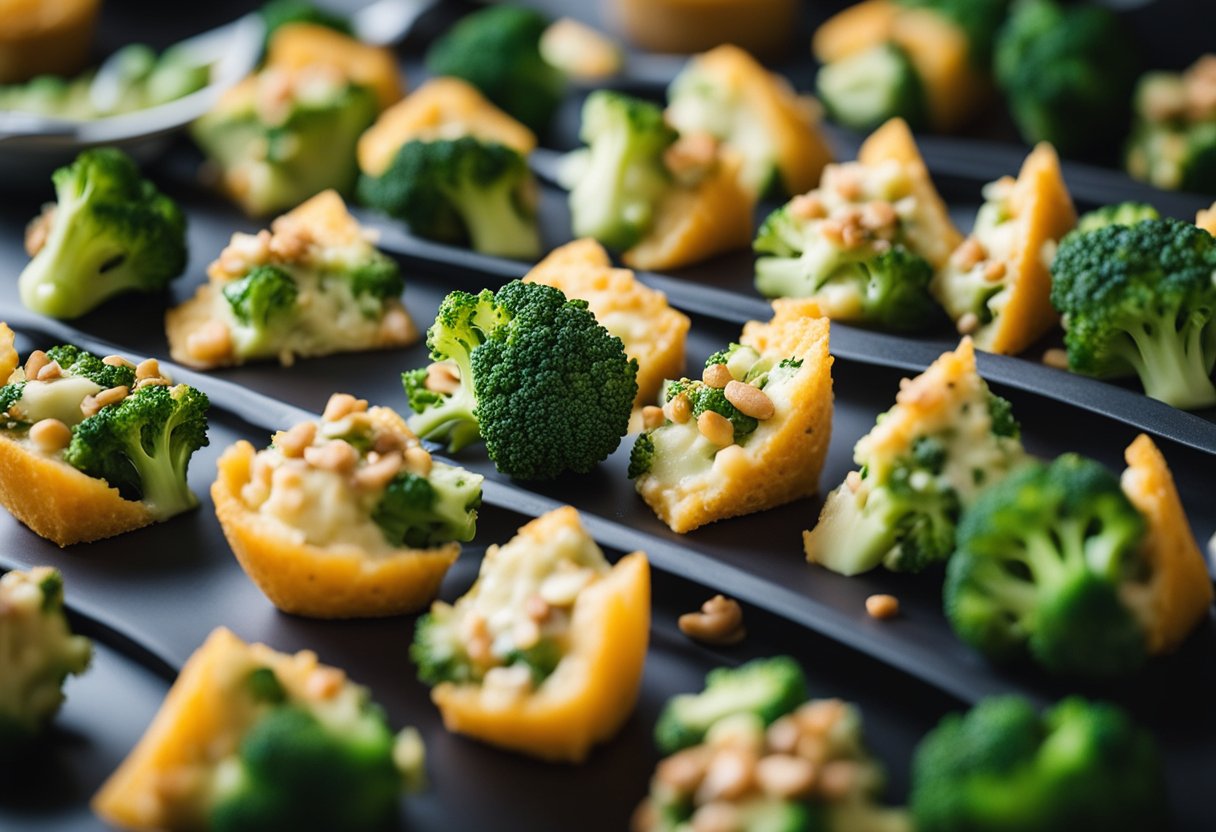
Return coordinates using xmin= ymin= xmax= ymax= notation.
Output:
xmin=627 ymin=432 xmax=655 ymax=479
xmin=665 ymin=379 xmax=759 ymax=443
xmin=895 ymin=0 xmax=1012 ymax=67
xmin=425 ymin=5 xmax=564 ymax=134
xmin=994 ymin=0 xmax=1138 ymax=156
xmin=348 ymin=258 xmax=405 ymax=302
xmin=63 ymin=383 xmax=210 ymax=521
xmin=17 ymin=148 xmax=187 ymax=319
xmin=370 ymin=463 xmax=482 ymax=548
xmin=944 ymin=454 xmax=1152 ymax=677
xmin=561 ymin=91 xmax=678 ymax=251
xmin=221 ymin=264 xmax=300 ymax=353
xmin=210 ymin=703 xmax=413 ymax=832
xmin=404 ymin=281 xmax=638 ymax=480
xmin=357 ymin=136 xmax=541 ymax=259
xmin=1126 ymin=63 xmax=1216 ymax=193
xmin=654 ymin=657 xmax=808 ymax=754
xmin=259 ymin=0 xmax=352 ymax=50
xmin=754 ymin=204 xmax=942 ymax=331
xmin=1075 ymin=202 xmax=1160 ymax=234
xmin=411 ymin=605 xmax=470 ymax=687
xmin=0 ymin=383 xmax=26 ymax=417
xmin=816 ymin=42 xmax=929 ymax=134
xmin=44 ymin=345 xmax=136 ymax=389
xmin=911 ymin=695 xmax=1169 ymax=831
xmin=1049 ymin=218 xmax=1216 ymax=410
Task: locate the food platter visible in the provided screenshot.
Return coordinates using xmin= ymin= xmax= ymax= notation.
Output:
xmin=1 ymin=1 xmax=1214 ymax=830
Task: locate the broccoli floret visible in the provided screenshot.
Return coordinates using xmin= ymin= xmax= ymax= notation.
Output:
xmin=357 ymin=137 xmax=541 ymax=259
xmin=895 ymin=0 xmax=1012 ymax=67
xmin=17 ymin=148 xmax=187 ymax=319
xmin=986 ymin=392 xmax=1019 ymax=439
xmin=44 ymin=345 xmax=136 ymax=389
xmin=665 ymin=380 xmax=759 ymax=443
xmin=627 ymin=432 xmax=655 ymax=479
xmin=411 ymin=604 xmax=470 ymax=687
xmin=1050 ymin=218 xmax=1216 ymax=409
xmin=210 ymin=704 xmax=411 ymax=832
xmin=404 ymin=281 xmax=638 ymax=480
xmin=348 ymin=258 xmax=405 ymax=301
xmin=222 ymin=264 xmax=300 ymax=352
xmin=754 ymin=204 xmax=942 ymax=331
xmin=0 ymin=383 xmax=26 ymax=417
xmin=425 ymin=5 xmax=564 ymax=134
xmin=259 ymin=0 xmax=352 ymax=49
xmin=816 ymin=42 xmax=929 ymax=133
xmin=911 ymin=695 xmax=1169 ymax=830
xmin=944 ymin=454 xmax=1151 ymax=677
xmin=1126 ymin=61 xmax=1216 ymax=193
xmin=1075 ymin=202 xmax=1160 ymax=234
xmin=994 ymin=0 xmax=1138 ymax=156
xmin=561 ymin=91 xmax=678 ymax=251
xmin=370 ymin=463 xmax=482 ymax=548
xmin=63 ymin=383 xmax=210 ymax=520
xmin=654 ymin=657 xmax=808 ymax=754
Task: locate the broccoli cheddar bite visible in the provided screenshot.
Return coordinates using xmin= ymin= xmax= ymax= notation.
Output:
xmin=932 ymin=143 xmax=1076 ymax=354
xmin=214 ymin=393 xmax=481 ymax=618
xmin=524 ymin=239 xmax=690 ymax=406
xmin=754 ymin=118 xmax=961 ymax=331
xmin=412 ymin=507 xmax=650 ymax=763
xmin=0 ymin=567 xmax=91 ymax=750
xmin=0 ymin=331 xmax=209 ymax=546
xmin=805 ymin=338 xmax=1026 ymax=576
xmin=167 ymin=190 xmax=416 ymax=369
xmin=19 ymin=147 xmax=187 ymax=320
xmin=630 ymin=304 xmax=833 ymax=534
xmin=94 ymin=627 xmax=425 ymax=832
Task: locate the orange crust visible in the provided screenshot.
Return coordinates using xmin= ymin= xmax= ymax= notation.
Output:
xmin=638 ymin=311 xmax=833 ymax=533
xmin=1120 ymin=434 xmax=1215 ymax=655
xmin=858 ymin=118 xmax=962 ymax=269
xmin=623 ymin=152 xmax=755 ymax=271
xmin=613 ymin=0 xmax=798 ymax=58
xmin=266 ymin=22 xmax=404 ymax=112
xmin=432 ymin=510 xmax=650 ymax=763
xmin=212 ymin=439 xmax=459 ymax=618
xmin=1198 ymin=202 xmax=1216 ymax=236
xmin=0 ymin=432 xmax=152 ymax=547
xmin=981 ymin=143 xmax=1077 ymax=355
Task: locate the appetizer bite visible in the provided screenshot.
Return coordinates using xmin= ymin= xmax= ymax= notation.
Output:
xmin=94 ymin=627 xmax=425 ymax=831
xmin=0 ymin=567 xmax=91 ymax=750
xmin=561 ymin=90 xmax=754 ymax=271
xmin=666 ymin=44 xmax=833 ymax=198
xmin=813 ymin=0 xmax=1004 ymax=133
xmin=1199 ymin=201 xmax=1216 ymax=236
xmin=0 ymin=0 xmax=98 ymax=83
xmin=166 ymin=189 xmax=416 ymax=369
xmin=911 ymin=696 xmax=1168 ymax=830
xmin=630 ymin=303 xmax=833 ymax=534
xmin=412 ymin=506 xmax=650 ymax=763
xmin=931 ymin=143 xmax=1076 ymax=354
xmin=192 ymin=23 xmax=400 ymax=217
xmin=19 ymin=147 xmax=187 ymax=320
xmin=1049 ymin=215 xmax=1216 ymax=410
xmin=1127 ymin=54 xmax=1216 ymax=193
xmin=945 ymin=436 xmax=1214 ymax=678
xmin=0 ymin=330 xmax=209 ymax=546
xmin=638 ymin=657 xmax=908 ymax=832
xmin=754 ymin=118 xmax=961 ymax=331
xmin=213 ymin=393 xmax=482 ymax=618
xmin=805 ymin=339 xmax=1025 ymax=576
xmin=523 ymin=239 xmax=690 ymax=407
xmin=402 ymin=281 xmax=638 ymax=480
xmin=357 ymin=77 xmax=541 ymax=258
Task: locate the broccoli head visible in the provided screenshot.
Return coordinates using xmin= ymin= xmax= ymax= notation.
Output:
xmin=17 ymin=147 xmax=187 ymax=319
xmin=370 ymin=463 xmax=482 ymax=549
xmin=561 ymin=90 xmax=678 ymax=252
xmin=357 ymin=136 xmax=541 ymax=259
xmin=44 ymin=345 xmax=137 ymax=389
xmin=994 ymin=0 xmax=1138 ymax=156
xmin=663 ymin=378 xmax=759 ymax=443
xmin=425 ymin=5 xmax=564 ymax=134
xmin=1126 ymin=59 xmax=1216 ymax=193
xmin=654 ymin=656 xmax=808 ymax=754
xmin=1075 ymin=201 xmax=1160 ymax=234
xmin=945 ymin=454 xmax=1153 ymax=677
xmin=64 ymin=382 xmax=210 ymax=520
xmin=1050 ymin=217 xmax=1216 ymax=410
xmin=911 ymin=695 xmax=1169 ymax=831
xmin=222 ymin=264 xmax=300 ymax=353
xmin=816 ymin=42 xmax=929 ymax=134
xmin=404 ymin=281 xmax=638 ymax=480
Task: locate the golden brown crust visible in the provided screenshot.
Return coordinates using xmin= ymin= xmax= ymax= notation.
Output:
xmin=265 ymin=22 xmax=404 ymax=112
xmin=1198 ymin=202 xmax=1216 ymax=236
xmin=0 ymin=432 xmax=152 ymax=547
xmin=212 ymin=440 xmax=459 ymax=618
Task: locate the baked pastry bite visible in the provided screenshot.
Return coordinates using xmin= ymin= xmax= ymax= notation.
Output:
xmin=0 ymin=328 xmax=209 ymax=546
xmin=94 ymin=627 xmax=425 ymax=831
xmin=629 ymin=304 xmax=833 ymax=534
xmin=166 ymin=190 xmax=417 ymax=369
xmin=666 ymin=44 xmax=833 ymax=198
xmin=754 ymin=118 xmax=962 ymax=331
xmin=1198 ymin=201 xmax=1216 ymax=236
xmin=213 ymin=393 xmax=482 ymax=618
xmin=805 ymin=338 xmax=1026 ymax=576
xmin=412 ymin=506 xmax=650 ymax=763
xmin=523 ymin=239 xmax=690 ymax=406
xmin=0 ymin=567 xmax=91 ymax=750
xmin=932 ymin=144 xmax=1076 ymax=354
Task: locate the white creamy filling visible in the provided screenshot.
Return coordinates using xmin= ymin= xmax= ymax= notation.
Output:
xmin=10 ymin=376 xmax=102 ymax=427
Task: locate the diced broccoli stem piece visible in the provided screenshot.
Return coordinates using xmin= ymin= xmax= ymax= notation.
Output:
xmin=817 ymin=42 xmax=928 ymax=133
xmin=1110 ymin=312 xmax=1216 ymax=411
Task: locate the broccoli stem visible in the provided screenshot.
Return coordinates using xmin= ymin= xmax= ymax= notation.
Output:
xmin=407 ymin=388 xmax=481 ymax=452
xmin=1117 ymin=313 xmax=1216 ymax=409
xmin=18 ymin=201 xmax=131 ymax=319
xmin=126 ymin=434 xmax=197 ymax=520
xmin=446 ymin=182 xmax=540 ymax=260
xmin=755 ymin=256 xmax=815 ymax=299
